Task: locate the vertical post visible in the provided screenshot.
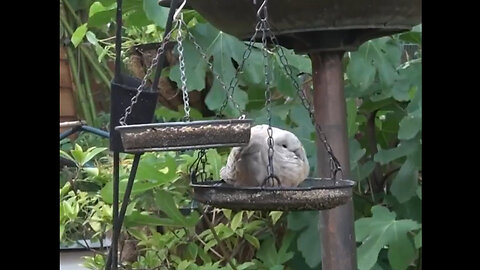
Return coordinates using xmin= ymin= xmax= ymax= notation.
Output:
xmin=111 ymin=152 xmax=120 ymax=270
xmin=310 ymin=52 xmax=357 ymax=270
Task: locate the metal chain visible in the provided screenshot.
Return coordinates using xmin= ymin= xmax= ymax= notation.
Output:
xmin=181 ymin=21 xmax=244 ymax=118
xmin=266 ymin=20 xmax=343 ymax=180
xmin=217 ymin=21 xmax=263 ymax=118
xmin=119 ymin=25 xmax=177 ymax=126
xmin=189 ymin=149 xmax=208 ymax=183
xmin=175 ymin=14 xmax=191 ymax=121
xmin=259 ymin=8 xmax=278 ymax=185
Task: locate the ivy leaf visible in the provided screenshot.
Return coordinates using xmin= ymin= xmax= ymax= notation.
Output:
xmin=355 ymin=205 xmax=421 ymax=270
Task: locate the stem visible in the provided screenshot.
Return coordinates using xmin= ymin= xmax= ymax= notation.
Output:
xmin=66 ymin=46 xmax=93 ymax=125
xmin=81 ymin=46 xmax=112 ymax=88
xmin=62 ymin=0 xmax=83 ymax=26
xmin=81 ymin=52 xmax=98 ymax=126
xmin=202 ymin=207 xmax=238 ymax=270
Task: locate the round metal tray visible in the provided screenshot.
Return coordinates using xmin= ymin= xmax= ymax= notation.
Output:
xmin=115 ymin=119 xmax=252 ymax=153
xmin=191 ymin=178 xmax=355 ymax=211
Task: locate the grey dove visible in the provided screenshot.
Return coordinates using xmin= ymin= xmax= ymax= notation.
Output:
xmin=220 ymin=124 xmax=310 ymax=187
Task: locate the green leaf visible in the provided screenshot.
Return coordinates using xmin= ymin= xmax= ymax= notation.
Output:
xmin=124 ymin=211 xmax=183 ymax=227
xmin=349 ymin=139 xmax=366 ymax=166
xmin=186 ymin=243 xmax=199 ymax=260
xmin=88 ymin=9 xmax=115 ymax=27
xmin=347 ymin=53 xmax=376 ymax=90
xmin=355 ymin=205 xmax=421 ymax=270
xmin=230 ymin=211 xmax=243 ymax=231
xmin=414 ymin=230 xmax=422 ymax=248
xmin=89 ymin=1 xmax=108 ymax=17
xmin=60 ymin=150 xmax=77 ymax=166
xmin=60 ymin=224 xmax=65 ymax=241
xmin=169 ymin=39 xmax=208 ymax=91
xmin=390 ymin=154 xmax=419 ymax=203
xmin=155 ymin=190 xmax=188 ymax=226
xmin=392 ymin=61 xmax=421 ymax=102
xmin=269 ymin=211 xmax=283 ymax=225
xmin=125 ymin=9 xmax=151 ymax=27
xmin=82 ymin=147 xmax=107 ymax=166
xmin=257 ymin=233 xmax=294 ymax=267
xmin=244 ymin=234 xmax=260 ymax=249
xmin=143 ymin=0 xmax=169 ymax=27
xmin=398 ymin=110 xmax=421 ymax=140
xmin=388 ymin=234 xmax=417 ymax=270
xmin=85 ymin=31 xmax=98 ymax=46
xmin=83 ymin=167 xmax=99 ymax=176
xmin=206 ymin=149 xmax=222 ymax=180
xmin=71 ymin=24 xmax=88 ymax=47
xmin=416 ymin=186 xmax=422 ymax=200
xmin=287 ymin=211 xmax=322 ymax=268
xmin=136 ymin=154 xmax=177 ymax=183
xmin=346 ymin=98 xmax=359 ymax=137
xmin=222 ymin=209 xmax=232 ymax=220
xmin=374 ymin=139 xmax=419 ymax=165
xmin=177 ymin=260 xmax=193 ymax=270
xmin=127 ymin=228 xmax=149 ymax=242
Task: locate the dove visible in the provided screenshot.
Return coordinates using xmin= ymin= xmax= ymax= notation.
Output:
xmin=220 ymin=124 xmax=309 ymax=187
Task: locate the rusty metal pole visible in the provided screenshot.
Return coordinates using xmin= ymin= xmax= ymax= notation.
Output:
xmin=309 ymin=51 xmax=357 ymax=270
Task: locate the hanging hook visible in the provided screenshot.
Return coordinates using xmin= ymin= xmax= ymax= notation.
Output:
xmin=173 ymin=0 xmax=187 ymax=20
xmin=256 ymin=0 xmax=268 ymax=20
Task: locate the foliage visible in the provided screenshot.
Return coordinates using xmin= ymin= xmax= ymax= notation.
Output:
xmin=61 ymin=1 xmax=422 ymax=270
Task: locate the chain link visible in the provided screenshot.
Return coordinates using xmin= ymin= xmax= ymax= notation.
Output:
xmin=258 ymin=4 xmax=279 ymax=186
xmin=176 ymin=15 xmax=191 ymax=122
xmin=119 ymin=25 xmax=177 ymax=126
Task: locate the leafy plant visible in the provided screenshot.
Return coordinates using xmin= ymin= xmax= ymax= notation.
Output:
xmin=61 ymin=2 xmax=422 ymax=269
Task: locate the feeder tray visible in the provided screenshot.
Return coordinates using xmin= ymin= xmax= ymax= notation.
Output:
xmin=191 ymin=178 xmax=355 ymax=211
xmin=115 ymin=119 xmax=252 ymax=153
xmin=182 ymin=0 xmax=421 ymax=52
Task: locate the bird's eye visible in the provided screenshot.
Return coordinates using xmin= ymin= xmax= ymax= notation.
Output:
xmin=282 ymin=144 xmax=287 ymax=148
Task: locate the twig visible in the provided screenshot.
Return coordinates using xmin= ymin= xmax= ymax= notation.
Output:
xmin=202 ymin=207 xmax=238 ymax=270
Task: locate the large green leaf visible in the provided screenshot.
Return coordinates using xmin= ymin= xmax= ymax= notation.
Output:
xmin=348 ymin=38 xmax=402 ymax=90
xmin=347 ymin=53 xmax=376 ymax=91
xmin=257 ymin=233 xmax=295 ymax=267
xmin=355 ymin=205 xmax=421 ymax=270
xmin=374 ymin=139 xmax=419 ymax=165
xmin=169 ymin=39 xmax=208 ymax=91
xmin=398 ymin=109 xmax=421 ymax=140
xmin=390 ymin=151 xmax=420 ymax=203
xmin=287 ymin=211 xmax=322 ymax=268
xmin=136 ymin=153 xmax=178 ymax=182
xmin=143 ymin=0 xmax=169 ymax=27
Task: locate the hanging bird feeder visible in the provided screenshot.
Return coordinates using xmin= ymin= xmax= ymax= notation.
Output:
xmin=179 ymin=0 xmax=357 ymax=211
xmin=115 ymin=0 xmax=255 ymax=153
